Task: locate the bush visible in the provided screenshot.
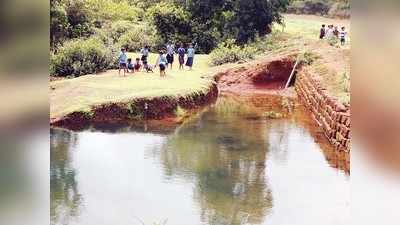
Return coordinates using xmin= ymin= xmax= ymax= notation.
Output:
xmin=117 ymin=25 xmax=158 ymax=51
xmin=209 ymin=39 xmax=257 ymax=66
xmin=327 ymin=35 xmax=339 ymax=46
xmin=287 ymin=0 xmax=330 ymax=16
xmin=300 ymin=51 xmax=320 ymax=65
xmin=248 ymin=31 xmax=288 ymax=53
xmin=328 ymin=2 xmax=350 ymax=19
xmin=108 ymin=20 xmax=137 ymax=43
xmin=287 ymin=0 xmax=350 ymax=18
xmin=84 ymin=0 xmax=140 ymax=23
xmin=147 ymin=2 xmax=192 ymax=46
xmin=50 ymin=37 xmax=114 ymax=77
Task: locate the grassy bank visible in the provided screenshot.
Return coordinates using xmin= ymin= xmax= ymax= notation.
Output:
xmin=50 ymin=54 xmax=217 ymax=123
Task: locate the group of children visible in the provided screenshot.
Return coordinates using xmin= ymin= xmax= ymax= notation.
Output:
xmin=320 ymin=24 xmax=348 ymax=45
xmin=118 ymin=43 xmax=196 ymax=77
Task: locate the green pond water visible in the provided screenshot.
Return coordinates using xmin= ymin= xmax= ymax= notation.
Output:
xmin=50 ymin=95 xmax=350 ymax=225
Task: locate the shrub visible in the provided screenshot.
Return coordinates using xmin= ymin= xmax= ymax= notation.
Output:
xmin=84 ymin=0 xmax=140 ymax=23
xmin=248 ymin=31 xmax=288 ymax=53
xmin=300 ymin=51 xmax=320 ymax=65
xmin=50 ymin=37 xmax=113 ymax=77
xmin=209 ymin=39 xmax=257 ymax=66
xmin=327 ymin=35 xmax=339 ymax=46
xmin=287 ymin=0 xmax=330 ymax=16
xmin=147 ymin=2 xmax=192 ymax=45
xmin=287 ymin=0 xmax=350 ymax=18
xmin=108 ymin=20 xmax=137 ymax=43
xmin=117 ymin=25 xmax=158 ymax=51
xmin=328 ymin=2 xmax=350 ymax=19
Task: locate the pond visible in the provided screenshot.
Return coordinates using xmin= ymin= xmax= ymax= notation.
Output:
xmin=50 ymin=94 xmax=350 ymax=225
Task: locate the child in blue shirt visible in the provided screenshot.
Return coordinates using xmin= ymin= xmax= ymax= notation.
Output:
xmin=177 ymin=44 xmax=186 ymax=70
xmin=127 ymin=58 xmax=134 ymax=73
xmin=185 ymin=44 xmax=195 ymax=70
xmin=155 ymin=50 xmax=167 ymax=77
xmin=118 ymin=48 xmax=128 ymax=76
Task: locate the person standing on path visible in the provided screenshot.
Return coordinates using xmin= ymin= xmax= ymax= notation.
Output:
xmin=118 ymin=48 xmax=128 ymax=76
xmin=320 ymin=24 xmax=326 ymax=39
xmin=326 ymin=25 xmax=334 ymax=39
xmin=177 ymin=43 xmax=185 ymax=70
xmin=185 ymin=44 xmax=195 ymax=70
xmin=166 ymin=42 xmax=175 ymax=69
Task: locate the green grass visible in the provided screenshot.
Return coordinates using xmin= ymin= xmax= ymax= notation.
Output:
xmin=50 ymin=53 xmax=214 ymax=119
xmin=278 ymin=14 xmax=351 ymax=42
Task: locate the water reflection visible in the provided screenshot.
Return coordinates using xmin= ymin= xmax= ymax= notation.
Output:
xmin=50 ymin=129 xmax=82 ymax=225
xmin=157 ymin=98 xmax=273 ymax=224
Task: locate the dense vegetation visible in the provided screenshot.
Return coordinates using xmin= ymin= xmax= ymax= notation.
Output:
xmin=50 ymin=0 xmax=290 ymax=76
xmin=287 ymin=0 xmax=350 ymax=18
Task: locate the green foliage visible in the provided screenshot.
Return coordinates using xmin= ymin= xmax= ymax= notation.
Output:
xmin=107 ymin=20 xmax=137 ymax=43
xmin=327 ymin=35 xmax=339 ymax=46
xmin=247 ymin=31 xmax=288 ymax=53
xmin=147 ymin=2 xmax=192 ymax=46
xmin=300 ymin=51 xmax=320 ymax=65
xmin=186 ymin=0 xmax=290 ymax=51
xmin=65 ymin=0 xmax=94 ymax=39
xmin=83 ymin=0 xmax=140 ymax=23
xmin=50 ymin=37 xmax=113 ymax=76
xmin=287 ymin=0 xmax=350 ymax=18
xmin=117 ymin=25 xmax=158 ymax=51
xmin=287 ymin=0 xmax=330 ymax=15
xmin=222 ymin=0 xmax=289 ymax=43
xmin=209 ymin=39 xmax=257 ymax=66
xmin=328 ymin=1 xmax=350 ymax=18
xmin=50 ymin=0 xmax=141 ymax=49
xmin=50 ymin=0 xmax=70 ymax=49
xmin=50 ymin=0 xmax=292 ymax=73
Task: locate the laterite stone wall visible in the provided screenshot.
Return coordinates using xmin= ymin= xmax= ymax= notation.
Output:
xmin=295 ymin=69 xmax=350 ymax=154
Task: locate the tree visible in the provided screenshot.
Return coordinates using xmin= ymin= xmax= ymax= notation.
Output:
xmin=64 ymin=0 xmax=94 ymax=39
xmin=181 ymin=0 xmax=290 ymax=51
xmin=147 ymin=2 xmax=192 ymax=47
xmin=225 ymin=0 xmax=290 ymax=43
xmin=50 ymin=0 xmax=70 ymax=49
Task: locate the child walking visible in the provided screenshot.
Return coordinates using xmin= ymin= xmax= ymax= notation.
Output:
xmin=166 ymin=42 xmax=175 ymax=69
xmin=118 ymin=48 xmax=128 ymax=76
xmin=185 ymin=44 xmax=195 ymax=70
xmin=177 ymin=44 xmax=185 ymax=70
